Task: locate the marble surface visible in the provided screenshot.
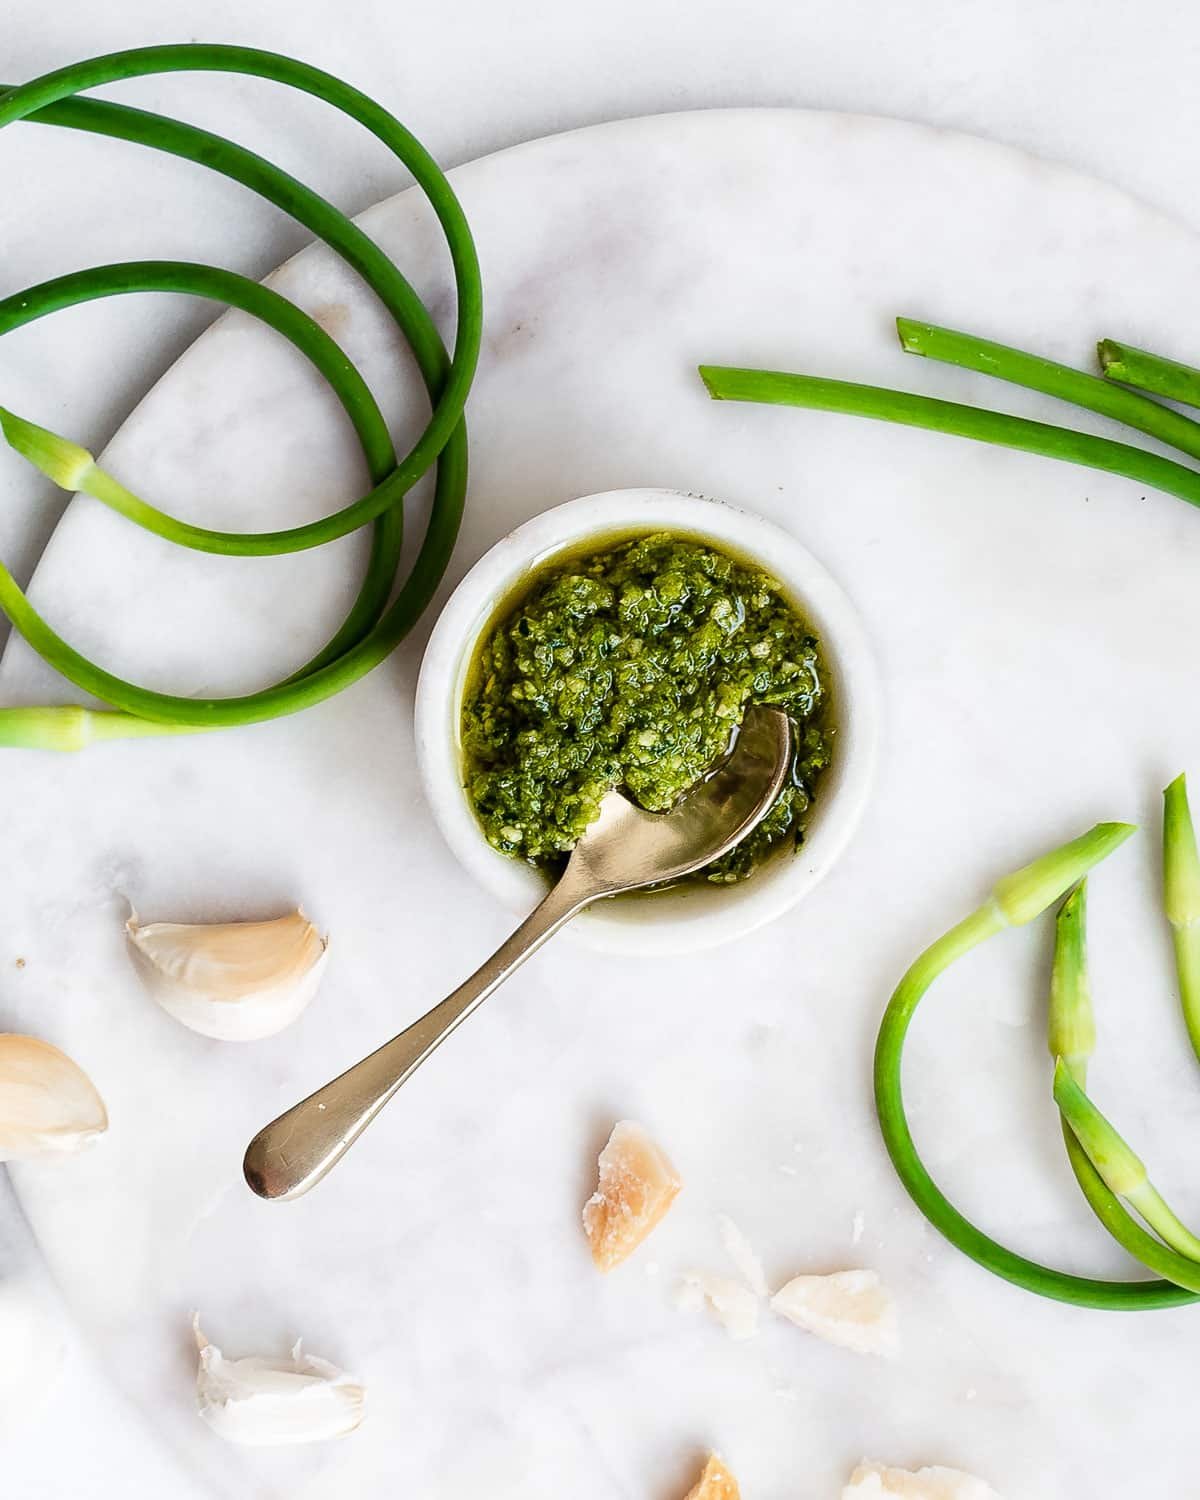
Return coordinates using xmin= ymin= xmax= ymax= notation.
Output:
xmin=4 ymin=24 xmax=1200 ymax=1500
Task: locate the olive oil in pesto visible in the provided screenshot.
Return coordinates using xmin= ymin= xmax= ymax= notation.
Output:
xmin=461 ymin=531 xmax=831 ymax=884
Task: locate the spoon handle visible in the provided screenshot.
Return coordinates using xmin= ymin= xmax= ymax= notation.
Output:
xmin=243 ymin=875 xmax=592 ymax=1201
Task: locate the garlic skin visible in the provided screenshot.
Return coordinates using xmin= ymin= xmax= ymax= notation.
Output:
xmin=193 ymin=1316 xmax=364 ymax=1446
xmin=0 ymin=1034 xmax=108 ymax=1161
xmin=127 ymin=910 xmax=329 ymax=1041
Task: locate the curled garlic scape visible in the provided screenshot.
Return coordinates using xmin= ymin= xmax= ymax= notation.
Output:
xmin=127 ymin=910 xmax=328 ymax=1041
xmin=193 ymin=1316 xmax=364 ymax=1446
xmin=0 ymin=1034 xmax=107 ymax=1161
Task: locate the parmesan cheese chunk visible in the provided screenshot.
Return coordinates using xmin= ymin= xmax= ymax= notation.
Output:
xmin=684 ymin=1453 xmax=741 ymax=1500
xmin=843 ymin=1460 xmax=1002 ymax=1499
xmin=676 ymin=1271 xmax=760 ymax=1341
xmin=583 ymin=1121 xmax=681 ymax=1272
xmin=771 ymin=1269 xmax=899 ymax=1357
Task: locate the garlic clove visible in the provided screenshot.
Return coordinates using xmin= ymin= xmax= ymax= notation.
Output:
xmin=583 ymin=1121 xmax=681 ymax=1272
xmin=771 ymin=1269 xmax=899 ymax=1357
xmin=843 ymin=1460 xmax=1002 ymax=1499
xmin=193 ymin=1316 xmax=364 ymax=1445
xmin=683 ymin=1453 xmax=742 ymax=1500
xmin=0 ymin=1034 xmax=107 ymax=1161
xmin=676 ymin=1271 xmax=760 ymax=1341
xmin=127 ymin=910 xmax=329 ymax=1041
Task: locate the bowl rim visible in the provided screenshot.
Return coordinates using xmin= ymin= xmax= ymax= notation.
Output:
xmin=414 ymin=488 xmax=880 ymax=956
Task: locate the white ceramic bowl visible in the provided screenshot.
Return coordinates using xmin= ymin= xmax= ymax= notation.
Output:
xmin=415 ymin=489 xmax=879 ymax=955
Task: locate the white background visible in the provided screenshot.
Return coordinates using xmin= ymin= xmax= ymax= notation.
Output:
xmin=3 ymin=2 xmax=1199 ymax=1494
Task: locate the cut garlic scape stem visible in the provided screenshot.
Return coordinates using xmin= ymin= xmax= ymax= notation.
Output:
xmin=0 ymin=1034 xmax=108 ymax=1161
xmin=126 ymin=910 xmax=329 ymax=1041
xmin=1047 ymin=881 xmax=1093 ymax=1083
xmin=1053 ymin=1059 xmax=1200 ymax=1261
xmin=193 ymin=1317 xmax=364 ymax=1445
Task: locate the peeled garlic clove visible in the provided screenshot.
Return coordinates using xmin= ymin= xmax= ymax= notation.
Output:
xmin=676 ymin=1271 xmax=760 ymax=1341
xmin=127 ymin=910 xmax=328 ymax=1041
xmin=583 ymin=1120 xmax=681 ymax=1272
xmin=684 ymin=1453 xmax=742 ymax=1500
xmin=843 ymin=1460 xmax=1002 ymax=1499
xmin=771 ymin=1269 xmax=899 ymax=1357
xmin=193 ymin=1316 xmax=364 ymax=1445
xmin=0 ymin=1034 xmax=107 ymax=1161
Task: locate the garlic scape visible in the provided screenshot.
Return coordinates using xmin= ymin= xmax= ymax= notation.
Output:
xmin=193 ymin=1316 xmax=364 ymax=1445
xmin=1163 ymin=774 xmax=1200 ymax=1067
xmin=127 ymin=910 xmax=328 ymax=1041
xmin=0 ymin=1034 xmax=107 ymax=1161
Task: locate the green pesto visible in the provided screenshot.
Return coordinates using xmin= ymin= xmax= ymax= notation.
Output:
xmin=461 ymin=531 xmax=832 ymax=883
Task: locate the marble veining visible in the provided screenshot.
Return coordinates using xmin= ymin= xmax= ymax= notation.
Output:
xmin=4 ymin=110 xmax=1200 ymax=1498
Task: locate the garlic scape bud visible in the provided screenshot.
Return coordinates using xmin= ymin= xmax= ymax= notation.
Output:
xmin=0 ymin=1034 xmax=108 ymax=1161
xmin=1048 ymin=881 xmax=1094 ymax=1082
xmin=991 ymin=822 xmax=1136 ymax=926
xmin=193 ymin=1317 xmax=364 ymax=1445
xmin=1053 ymin=1058 xmax=1200 ymax=1262
xmin=1163 ymin=773 xmax=1200 ymax=1067
xmin=1052 ymin=1058 xmax=1147 ymax=1197
xmin=0 ymin=705 xmax=200 ymax=752
xmin=0 ymin=406 xmax=94 ymax=490
xmin=127 ymin=910 xmax=328 ymax=1041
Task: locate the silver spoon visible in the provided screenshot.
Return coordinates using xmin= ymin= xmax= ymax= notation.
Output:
xmin=243 ymin=704 xmax=793 ymax=1200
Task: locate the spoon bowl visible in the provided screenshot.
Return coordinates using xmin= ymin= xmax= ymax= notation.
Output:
xmin=566 ymin=705 xmax=793 ymax=893
xmin=244 ymin=706 xmax=792 ymax=1200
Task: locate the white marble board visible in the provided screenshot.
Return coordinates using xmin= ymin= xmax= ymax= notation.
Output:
xmin=3 ymin=110 xmax=1200 ymax=1498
